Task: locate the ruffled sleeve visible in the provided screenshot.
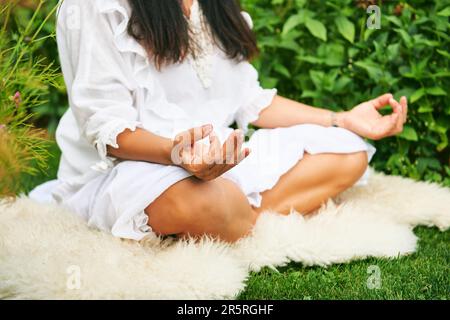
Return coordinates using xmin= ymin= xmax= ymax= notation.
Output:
xmin=235 ymin=62 xmax=278 ymax=132
xmin=57 ymin=0 xmax=141 ymax=163
xmin=234 ymin=62 xmax=277 ymax=132
xmin=234 ymin=12 xmax=277 ymax=132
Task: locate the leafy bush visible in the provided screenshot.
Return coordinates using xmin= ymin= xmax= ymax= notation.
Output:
xmin=5 ymin=0 xmax=67 ymax=133
xmin=0 ymin=1 xmax=60 ymax=195
xmin=242 ymin=0 xmax=450 ymax=186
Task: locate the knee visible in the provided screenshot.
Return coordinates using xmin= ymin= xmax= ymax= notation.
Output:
xmin=334 ymin=152 xmax=368 ymax=188
xmin=175 ymin=180 xmax=230 ymax=225
xmin=216 ymin=179 xmax=258 ymax=230
xmin=175 ymin=179 xmax=256 ymax=242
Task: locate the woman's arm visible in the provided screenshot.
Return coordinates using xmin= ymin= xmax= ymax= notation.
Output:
xmin=252 ymin=94 xmax=408 ymax=140
xmin=251 ymin=95 xmax=342 ymax=129
xmin=107 ymin=128 xmax=175 ymax=165
xmin=108 ymin=126 xmax=251 ymax=181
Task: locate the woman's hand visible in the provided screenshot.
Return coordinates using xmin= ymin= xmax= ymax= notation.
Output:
xmin=171 ymin=125 xmax=251 ymax=181
xmin=338 ymin=94 xmax=408 ymax=140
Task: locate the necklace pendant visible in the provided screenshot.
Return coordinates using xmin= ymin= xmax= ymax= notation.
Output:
xmin=187 ymin=0 xmax=213 ymax=89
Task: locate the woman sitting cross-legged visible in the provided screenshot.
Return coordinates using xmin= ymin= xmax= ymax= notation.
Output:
xmin=37 ymin=0 xmax=408 ymax=243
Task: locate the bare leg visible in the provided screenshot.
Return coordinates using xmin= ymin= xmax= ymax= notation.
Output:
xmin=145 ymin=151 xmax=368 ymax=242
xmin=256 ymin=152 xmax=368 ymax=215
xmin=145 ymin=177 xmax=258 ymax=242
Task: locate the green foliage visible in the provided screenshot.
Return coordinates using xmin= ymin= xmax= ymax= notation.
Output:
xmin=242 ymin=0 xmax=450 ymax=186
xmin=6 ymin=0 xmax=67 ymax=133
xmin=0 ymin=1 xmax=60 ymax=196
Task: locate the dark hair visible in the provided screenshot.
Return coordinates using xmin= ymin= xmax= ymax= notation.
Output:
xmin=127 ymin=0 xmax=259 ymax=69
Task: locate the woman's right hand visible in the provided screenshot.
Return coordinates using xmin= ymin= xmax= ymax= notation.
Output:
xmin=171 ymin=125 xmax=251 ymax=181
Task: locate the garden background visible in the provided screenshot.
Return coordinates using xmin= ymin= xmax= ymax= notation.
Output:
xmin=0 ymin=0 xmax=449 ymax=299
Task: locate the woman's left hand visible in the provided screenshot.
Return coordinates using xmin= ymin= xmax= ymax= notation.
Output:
xmin=338 ymin=93 xmax=408 ymax=140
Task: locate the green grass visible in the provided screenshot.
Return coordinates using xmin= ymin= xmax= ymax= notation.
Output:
xmin=22 ymin=142 xmax=450 ymax=300
xmin=238 ymin=227 xmax=449 ymax=300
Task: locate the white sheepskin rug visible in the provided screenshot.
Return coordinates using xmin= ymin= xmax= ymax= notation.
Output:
xmin=1 ymin=171 xmax=449 ymax=299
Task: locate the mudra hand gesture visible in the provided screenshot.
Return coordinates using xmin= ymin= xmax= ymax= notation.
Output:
xmin=338 ymin=94 xmax=408 ymax=140
xmin=171 ymin=125 xmax=251 ymax=181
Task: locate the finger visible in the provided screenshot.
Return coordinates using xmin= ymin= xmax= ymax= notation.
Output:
xmin=389 ymin=98 xmax=404 ymax=131
xmin=237 ymin=147 xmax=251 ymax=163
xmin=215 ymin=148 xmax=251 ymax=177
xmin=206 ymin=145 xmax=247 ymax=180
xmin=387 ymin=113 xmax=400 ymax=135
xmin=232 ymin=130 xmax=244 ymax=164
xmin=400 ymin=96 xmax=408 ymax=124
xmin=372 ymin=114 xmax=399 ymax=139
xmin=389 ymin=97 xmax=402 ymax=114
xmin=222 ymin=130 xmax=240 ymax=165
xmin=371 ymin=93 xmax=394 ymax=110
xmin=207 ymin=131 xmax=222 ymax=164
xmin=194 ymin=143 xmax=210 ymax=164
xmin=181 ymin=148 xmax=193 ymax=166
xmin=174 ymin=124 xmax=213 ymax=148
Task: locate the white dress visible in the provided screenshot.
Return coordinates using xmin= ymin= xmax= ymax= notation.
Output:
xmin=30 ymin=0 xmax=376 ymax=240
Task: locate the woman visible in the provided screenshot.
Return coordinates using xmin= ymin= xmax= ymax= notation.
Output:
xmin=44 ymin=0 xmax=407 ymax=243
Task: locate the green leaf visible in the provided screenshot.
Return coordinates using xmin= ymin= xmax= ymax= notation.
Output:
xmin=297 ymin=55 xmax=324 ymax=64
xmin=398 ymin=126 xmax=419 ymax=142
xmin=333 ymin=76 xmax=352 ymax=93
xmin=309 ymin=70 xmax=325 ymax=88
xmin=364 ymin=28 xmax=375 ymax=41
xmin=418 ymin=103 xmax=433 ymax=113
xmin=273 ymin=63 xmax=291 ymax=78
xmin=354 ymin=60 xmax=383 ymax=81
xmin=277 ymin=39 xmax=302 ymax=51
xmin=387 ymin=43 xmax=400 ymax=61
xmin=320 ymin=43 xmax=345 ymax=66
xmin=305 ymin=19 xmax=327 ymax=41
xmin=282 ymin=13 xmax=307 ymax=36
xmin=436 ymin=49 xmax=450 ymax=59
xmin=437 ymin=6 xmax=450 ymax=17
xmin=295 ymin=0 xmax=307 ymax=8
xmin=437 ymin=133 xmax=449 ymax=152
xmin=385 ymin=15 xmax=402 ymax=27
xmin=301 ymin=90 xmax=320 ymax=98
xmin=261 ymin=77 xmax=278 ymax=88
xmin=335 ymin=16 xmax=355 ymax=43
xmin=433 ymin=71 xmax=450 ymax=78
xmin=417 ymin=158 xmax=442 ymax=175
xmin=394 ymin=28 xmax=413 ymax=48
xmin=410 ymin=88 xmax=426 ymax=103
xmin=426 ymin=87 xmax=447 ymax=96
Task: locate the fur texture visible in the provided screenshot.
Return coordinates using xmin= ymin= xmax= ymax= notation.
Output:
xmin=0 ymin=171 xmax=449 ymax=299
